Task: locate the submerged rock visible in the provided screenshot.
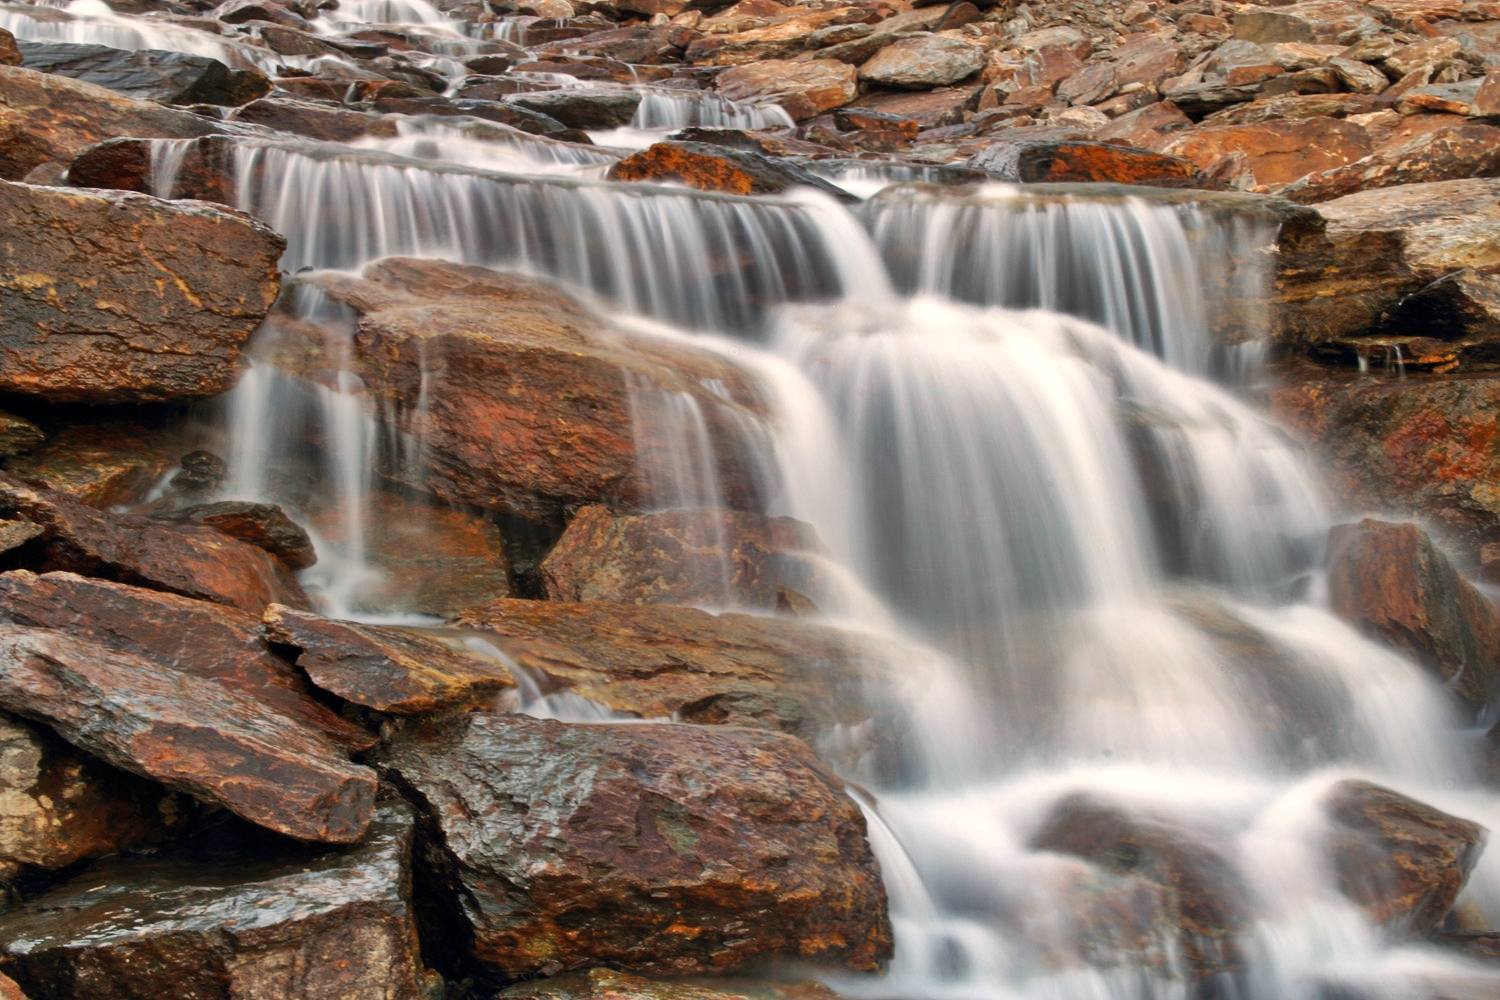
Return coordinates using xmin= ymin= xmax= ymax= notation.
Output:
xmin=541 ymin=505 xmax=829 ymax=609
xmin=380 ymin=712 xmax=892 ymax=978
xmin=0 ymin=803 xmax=431 ymax=1000
xmin=970 ymin=139 xmax=1208 ymax=187
xmin=1325 ymin=519 xmax=1500 ymax=714
xmin=713 ymin=59 xmax=856 ymax=121
xmin=0 ymin=179 xmax=284 ymax=404
xmin=0 ymin=625 xmax=377 ymax=843
xmin=262 ymin=604 xmax=514 ymax=715
xmin=508 ymin=89 xmax=642 ymax=128
xmin=16 ymin=40 xmax=270 ymax=106
xmin=1324 ymin=780 xmax=1486 ymax=939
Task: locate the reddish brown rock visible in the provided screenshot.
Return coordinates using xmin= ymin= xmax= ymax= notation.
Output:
xmin=500 ymin=968 xmax=843 ymax=1000
xmin=1161 ymin=117 xmax=1371 ymax=188
xmin=229 ymin=96 xmax=399 ymax=142
xmin=0 ymin=473 xmax=309 ymax=613
xmin=1325 ymin=780 xmax=1486 ymax=939
xmin=262 ymin=604 xmax=513 ymax=715
xmin=0 ymin=972 xmax=24 ymax=1000
xmin=0 ymin=570 xmax=370 ymax=750
xmin=608 ymin=141 xmax=850 ymax=199
xmin=0 ymin=64 xmax=219 ymax=180
xmin=66 ymin=134 xmax=238 ymax=204
xmin=3 ymin=420 xmax=188 ymax=509
xmin=714 ymin=58 xmax=856 ymax=120
xmin=1280 ymin=123 xmax=1500 ymax=203
xmin=153 ymin=501 xmax=316 ymax=571
xmin=0 ymin=179 xmax=284 ymax=404
xmin=541 ymin=505 xmax=828 ymax=609
xmin=0 ymin=625 xmax=376 ymax=843
xmin=1325 ymin=519 xmax=1500 ymax=713
xmin=380 ymin=712 xmax=892 ymax=977
xmin=970 ymin=139 xmax=1207 ymax=187
xmin=1093 ymin=101 xmax=1192 ymax=151
xmin=684 ymin=8 xmax=845 ymax=65
xmin=0 ymin=803 xmax=430 ymax=1000
xmin=1199 ymin=92 xmax=1395 ymax=127
xmin=0 ymin=30 xmax=19 ymax=69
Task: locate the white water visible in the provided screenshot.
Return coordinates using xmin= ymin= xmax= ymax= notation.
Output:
xmin=78 ymin=0 xmax=1500 ymax=993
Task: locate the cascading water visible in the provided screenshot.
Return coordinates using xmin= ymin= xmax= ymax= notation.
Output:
xmin=92 ymin=0 xmax=1500 ymax=991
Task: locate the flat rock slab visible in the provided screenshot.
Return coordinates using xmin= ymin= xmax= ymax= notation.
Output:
xmin=152 ymin=501 xmax=317 ymax=571
xmin=0 ymin=804 xmax=429 ymax=1000
xmin=262 ymin=604 xmax=513 ymax=715
xmin=0 ymin=625 xmax=376 ymax=843
xmin=16 ymin=40 xmax=269 ymax=106
xmin=381 ymin=712 xmax=892 ymax=977
xmin=0 ymin=571 xmax=371 ymax=751
xmin=0 ymin=474 xmax=308 ymax=613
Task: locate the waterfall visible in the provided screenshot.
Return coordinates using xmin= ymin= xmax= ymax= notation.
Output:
xmin=631 ymin=90 xmax=795 ymax=131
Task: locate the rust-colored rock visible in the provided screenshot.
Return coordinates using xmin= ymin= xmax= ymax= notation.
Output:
xmin=262 ymin=604 xmax=513 ymax=715
xmin=0 ymin=570 xmax=371 ymax=751
xmin=0 ymin=30 xmax=18 ymax=69
xmin=1031 ymin=794 xmax=1248 ymax=981
xmin=0 ymin=625 xmax=377 ymax=843
xmin=0 ymin=803 xmax=430 ymax=1000
xmin=1325 ymin=519 xmax=1500 ymax=713
xmin=0 ymin=64 xmax=219 ymax=180
xmin=0 ymin=179 xmax=284 ymax=404
xmin=230 ymin=96 xmax=400 ymax=142
xmin=1162 ymin=117 xmax=1371 ymax=188
xmin=66 ymin=134 xmax=238 ymax=204
xmin=1093 ymin=101 xmax=1192 ymax=152
xmin=607 ymin=141 xmax=851 ymax=199
xmin=714 ymin=59 xmax=856 ymax=120
xmin=1325 ymin=780 xmax=1486 ymax=939
xmin=970 ymin=139 xmax=1207 ymax=187
xmin=1281 ymin=123 xmax=1500 ymax=204
xmin=152 ymin=501 xmax=316 ymax=571
xmin=541 ymin=505 xmax=828 ymax=610
xmin=0 ymin=473 xmax=308 ymax=613
xmin=0 ymin=972 xmax=23 ymax=1000
xmin=380 ymin=712 xmax=892 ymax=977
xmin=0 ymin=708 xmax=186 ymax=885
xmin=4 ymin=420 xmax=189 ymax=509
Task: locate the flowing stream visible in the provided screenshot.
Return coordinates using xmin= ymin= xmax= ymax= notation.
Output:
xmin=29 ymin=0 xmax=1500 ymax=993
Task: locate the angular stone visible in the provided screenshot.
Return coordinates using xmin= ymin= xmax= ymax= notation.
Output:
xmin=4 ymin=420 xmax=188 ymax=509
xmin=1111 ymin=33 xmax=1184 ymax=90
xmin=0 ymin=804 xmax=429 ymax=999
xmin=0 ymin=29 xmax=18 ymax=68
xmin=540 ymin=505 xmax=827 ymax=609
xmin=230 ymin=97 xmax=399 ymax=142
xmin=1399 ymin=79 xmax=1487 ymax=116
xmin=16 ymin=40 xmax=270 ymax=107
xmin=0 ymin=625 xmax=376 ymax=843
xmin=1386 ymin=37 xmax=1465 ymax=80
xmin=262 ymin=604 xmax=513 ymax=714
xmin=607 ymin=141 xmax=851 ymax=200
xmin=858 ymin=34 xmax=985 ymax=89
xmin=0 ymin=180 xmax=283 ymax=404
xmin=1201 ymin=93 xmax=1398 ymax=128
xmin=152 ymin=501 xmax=317 ymax=571
xmin=1329 ymin=56 xmax=1390 ymax=93
xmin=1281 ymin=123 xmax=1500 ymax=203
xmin=0 ymin=63 xmax=221 ymax=181
xmin=1093 ymin=101 xmax=1192 ymax=151
xmin=1162 ymin=117 xmax=1371 ymax=187
xmin=832 ymin=107 xmax=918 ymax=139
xmin=0 ymin=521 xmax=41 ymax=555
xmin=715 ymin=58 xmax=856 ymax=120
xmin=0 ymin=414 xmax=41 ymax=460
xmin=0 ymin=570 xmax=371 ymax=751
xmin=508 ymin=89 xmax=642 ymax=129
xmin=970 ymin=139 xmax=1206 ymax=187
xmin=0 ymin=474 xmax=309 ymax=614
xmin=1325 ymin=519 xmax=1500 ymax=713
xmin=683 ymin=8 xmax=846 ymax=65
xmin=0 ymin=708 xmax=185 ymax=883
xmin=1325 ymin=780 xmax=1486 ymax=939
xmin=380 ymin=712 xmax=892 ymax=977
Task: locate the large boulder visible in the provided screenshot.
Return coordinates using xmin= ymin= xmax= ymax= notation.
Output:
xmin=1325 ymin=519 xmax=1500 ymax=714
xmin=1160 ymin=117 xmax=1372 ymax=188
xmin=16 ymin=40 xmax=270 ymax=107
xmin=507 ymin=90 xmax=642 ymax=129
xmin=540 ymin=505 xmax=829 ymax=610
xmin=0 ymin=570 xmax=371 ymax=751
xmin=857 ymin=34 xmax=985 ymax=89
xmin=1280 ymin=123 xmax=1500 ymax=204
xmin=0 ymin=804 xmax=432 ymax=1000
xmin=1324 ymin=780 xmax=1486 ymax=939
xmin=380 ymin=712 xmax=892 ymax=978
xmin=0 ymin=64 xmax=220 ymax=180
xmin=0 ymin=625 xmax=377 ymax=843
xmin=0 ymin=474 xmax=309 ymax=613
xmin=262 ymin=604 xmax=514 ymax=715
xmin=0 ymin=180 xmax=284 ymax=404
xmin=607 ymin=141 xmax=853 ymax=200
xmin=714 ymin=59 xmax=857 ymax=121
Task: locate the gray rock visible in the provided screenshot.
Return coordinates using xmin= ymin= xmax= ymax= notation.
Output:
xmin=507 ymin=89 xmax=643 ymax=129
xmin=16 ymin=40 xmax=269 ymax=106
xmin=857 ymin=33 xmax=985 ymax=89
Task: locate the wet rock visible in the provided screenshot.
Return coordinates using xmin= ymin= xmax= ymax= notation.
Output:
xmin=0 ymin=29 xmax=18 ymax=68
xmin=1324 ymin=780 xmax=1486 ymax=939
xmin=858 ymin=33 xmax=985 ymax=89
xmin=1161 ymin=116 xmax=1372 ymax=188
xmin=0 ymin=803 xmax=430 ymax=999
xmin=540 ymin=505 xmax=829 ymax=609
xmin=1385 ymin=270 xmax=1500 ymax=344
xmin=0 ymin=570 xmax=372 ymax=751
xmin=262 ymin=604 xmax=513 ymax=714
xmin=1031 ymin=794 xmax=1248 ymax=981
xmin=380 ymin=712 xmax=892 ymax=977
xmin=66 ymin=133 xmax=239 ymax=202
xmin=0 ymin=473 xmax=309 ymax=613
xmin=0 ymin=64 xmax=220 ymax=180
xmin=0 ymin=180 xmax=283 ymax=404
xmin=507 ymin=89 xmax=642 ymax=129
xmin=0 ymin=625 xmax=376 ymax=843
xmin=1281 ymin=123 xmax=1500 ymax=204
xmin=970 ymin=139 xmax=1207 ymax=187
xmin=0 ymin=708 xmax=186 ymax=885
xmin=0 ymin=415 xmax=42 ymax=460
xmin=714 ymin=58 xmax=856 ymax=120
xmin=152 ymin=501 xmax=316 ymax=571
xmin=230 ymin=97 xmax=399 ymax=141
xmin=1274 ymin=178 xmax=1500 ymax=349
xmin=667 ymin=126 xmax=839 ymax=159
xmin=1325 ymin=519 xmax=1500 ymax=714
xmin=304 ymin=258 xmax=770 ymax=521
xmin=16 ymin=40 xmax=270 ymax=106
xmin=608 ymin=140 xmax=853 ymax=199
xmin=450 ymin=597 xmax=897 ymax=747
xmin=4 ymin=420 xmax=188 ymax=509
